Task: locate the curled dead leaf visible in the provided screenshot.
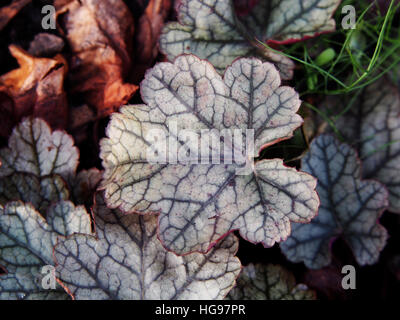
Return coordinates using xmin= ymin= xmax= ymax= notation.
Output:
xmin=55 ymin=0 xmax=138 ymax=117
xmin=0 ymin=45 xmax=68 ymax=138
xmin=132 ymin=0 xmax=172 ymax=83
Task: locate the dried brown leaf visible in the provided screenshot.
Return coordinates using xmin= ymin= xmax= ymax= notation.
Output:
xmin=0 ymin=45 xmax=68 ymax=137
xmin=55 ymin=0 xmax=138 ymax=117
xmin=132 ymin=0 xmax=172 ymax=82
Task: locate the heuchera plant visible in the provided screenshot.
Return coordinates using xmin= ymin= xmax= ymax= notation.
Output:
xmin=1 ymin=0 xmax=398 ymax=302
xmin=227 ymin=263 xmax=315 ymax=300
xmin=0 ymin=116 xmax=316 ymax=300
xmin=54 ymin=193 xmax=241 ymax=300
xmin=281 ymin=135 xmax=389 ymax=269
xmin=0 ymin=201 xmax=92 ymax=299
xmin=160 ymin=0 xmax=341 ymax=79
xmin=329 ymin=78 xmax=400 ymax=213
xmin=99 ymin=55 xmax=320 ymax=256
xmin=0 ymin=118 xmax=96 ymax=299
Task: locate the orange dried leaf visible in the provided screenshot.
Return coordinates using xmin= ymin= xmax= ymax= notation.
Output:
xmin=55 ymin=0 xmax=138 ymax=117
xmin=0 ymin=45 xmax=68 ymax=135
